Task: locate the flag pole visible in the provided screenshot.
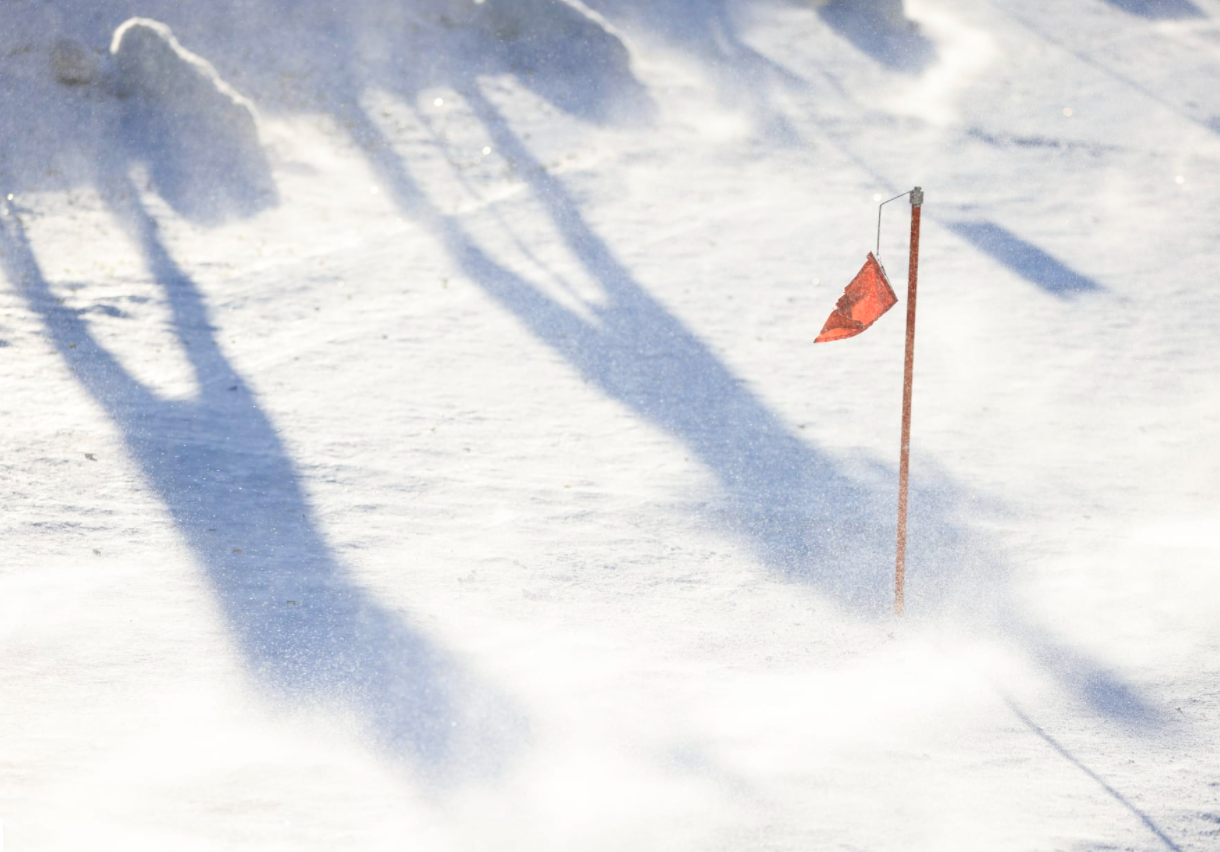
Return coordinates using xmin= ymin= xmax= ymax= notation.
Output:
xmin=895 ymin=186 xmax=923 ymax=617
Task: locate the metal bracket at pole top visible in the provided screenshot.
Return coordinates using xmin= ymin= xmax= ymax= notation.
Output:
xmin=877 ymin=187 xmax=923 ymax=257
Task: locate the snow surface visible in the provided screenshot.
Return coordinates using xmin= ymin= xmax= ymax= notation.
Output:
xmin=2 ymin=0 xmax=1219 ymax=849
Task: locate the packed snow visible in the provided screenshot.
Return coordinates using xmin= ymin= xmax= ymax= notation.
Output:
xmin=2 ymin=0 xmax=1219 ymax=849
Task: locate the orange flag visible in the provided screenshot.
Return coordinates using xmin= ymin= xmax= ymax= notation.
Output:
xmin=814 ymin=252 xmax=898 ymax=343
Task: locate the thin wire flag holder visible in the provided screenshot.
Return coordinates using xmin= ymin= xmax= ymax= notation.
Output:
xmin=876 ymin=189 xmax=913 ymax=261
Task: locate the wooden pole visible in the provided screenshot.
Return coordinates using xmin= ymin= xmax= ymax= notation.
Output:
xmin=895 ymin=186 xmax=923 ymax=617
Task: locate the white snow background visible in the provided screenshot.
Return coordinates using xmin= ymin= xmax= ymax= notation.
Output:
xmin=2 ymin=0 xmax=1219 ymax=849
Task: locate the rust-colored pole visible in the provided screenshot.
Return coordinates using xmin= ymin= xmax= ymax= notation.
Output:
xmin=895 ymin=186 xmax=923 ymax=617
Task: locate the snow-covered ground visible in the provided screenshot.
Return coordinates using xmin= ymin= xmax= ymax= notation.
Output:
xmin=2 ymin=0 xmax=1219 ymax=848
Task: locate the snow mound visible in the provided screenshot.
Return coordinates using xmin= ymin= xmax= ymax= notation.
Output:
xmin=817 ymin=0 xmax=933 ymax=73
xmin=110 ymin=17 xmax=275 ymax=224
xmin=470 ymin=0 xmax=647 ymax=122
xmin=818 ymin=0 xmax=909 ymax=29
xmin=463 ymin=0 xmax=617 ymax=44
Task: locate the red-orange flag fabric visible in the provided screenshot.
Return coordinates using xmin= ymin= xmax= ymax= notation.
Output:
xmin=814 ymin=252 xmax=898 ymax=343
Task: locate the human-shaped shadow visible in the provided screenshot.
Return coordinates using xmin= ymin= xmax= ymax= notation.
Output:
xmin=0 ymin=155 xmax=519 ymax=782
xmin=336 ymin=73 xmax=1159 ymax=727
xmin=3 ymin=0 xmax=1160 ymax=747
xmin=310 ymin=0 xmax=1172 ymax=736
xmin=344 ymin=100 xmax=892 ymax=604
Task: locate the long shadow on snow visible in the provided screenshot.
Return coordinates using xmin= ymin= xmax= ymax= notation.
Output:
xmin=1002 ymin=694 xmax=1185 ymax=852
xmin=345 ymin=99 xmax=895 ymax=610
xmin=342 ymin=79 xmax=1157 ymax=727
xmin=995 ymin=4 xmax=1219 ymax=140
xmin=1099 ymin=0 xmax=1204 ymax=20
xmin=133 ymin=0 xmax=1157 ymax=730
xmin=590 ymin=6 xmax=1155 ymax=726
xmin=0 ymin=165 xmax=518 ymax=782
xmin=4 ymin=0 xmax=1161 ymax=737
xmin=949 ymin=221 xmax=1103 ymax=297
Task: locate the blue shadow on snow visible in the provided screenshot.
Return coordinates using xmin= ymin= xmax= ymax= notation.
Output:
xmin=1098 ymin=0 xmax=1204 ymax=20
xmin=817 ymin=0 xmax=937 ymax=75
xmin=337 ymin=65 xmax=1161 ymax=729
xmin=949 ymin=221 xmax=1102 ymax=297
xmin=0 ymin=166 xmax=519 ymax=783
